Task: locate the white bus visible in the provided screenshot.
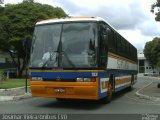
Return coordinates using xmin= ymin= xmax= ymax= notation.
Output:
xmin=29 ymin=16 xmax=138 ymax=103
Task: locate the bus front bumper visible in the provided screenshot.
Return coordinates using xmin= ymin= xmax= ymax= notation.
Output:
xmin=30 ymin=81 xmax=99 ymax=100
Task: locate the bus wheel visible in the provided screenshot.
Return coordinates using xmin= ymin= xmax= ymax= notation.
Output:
xmin=100 ymin=83 xmax=113 ymax=104
xmin=107 ymin=83 xmax=113 ymax=102
xmin=56 ymin=98 xmax=65 ymax=101
xmin=128 ymin=74 xmax=134 ymax=91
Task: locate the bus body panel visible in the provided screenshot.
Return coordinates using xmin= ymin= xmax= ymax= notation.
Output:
xmin=30 ymin=81 xmax=98 ymax=100
xmin=29 ymin=68 xmax=137 ymax=100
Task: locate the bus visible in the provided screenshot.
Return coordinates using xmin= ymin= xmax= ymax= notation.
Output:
xmin=29 ymin=16 xmax=138 ymax=103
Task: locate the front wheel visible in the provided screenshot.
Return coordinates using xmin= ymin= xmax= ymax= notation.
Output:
xmin=56 ymin=98 xmax=65 ymax=101
xmin=100 ymin=83 xmax=113 ymax=104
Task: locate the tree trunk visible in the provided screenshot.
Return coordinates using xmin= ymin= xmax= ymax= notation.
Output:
xmin=9 ymin=51 xmax=26 ymax=78
xmin=17 ymin=57 xmax=26 ymax=78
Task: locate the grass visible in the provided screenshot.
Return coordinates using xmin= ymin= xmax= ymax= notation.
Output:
xmin=0 ymin=78 xmax=30 ymax=89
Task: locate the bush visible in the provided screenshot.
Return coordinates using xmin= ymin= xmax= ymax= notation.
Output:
xmin=0 ymin=70 xmax=7 ymax=83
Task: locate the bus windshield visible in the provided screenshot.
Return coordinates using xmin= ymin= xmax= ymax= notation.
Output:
xmin=29 ymin=22 xmax=98 ymax=69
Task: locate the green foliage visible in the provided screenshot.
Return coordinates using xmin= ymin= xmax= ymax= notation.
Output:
xmin=144 ymin=37 xmax=160 ymax=67
xmin=151 ymin=0 xmax=160 ymax=21
xmin=0 ymin=1 xmax=67 ymax=77
xmin=0 ymin=78 xmax=29 ymax=89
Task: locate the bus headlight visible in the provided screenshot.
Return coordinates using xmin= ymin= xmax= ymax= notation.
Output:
xmin=76 ymin=78 xmax=83 ymax=82
xmin=76 ymin=78 xmax=96 ymax=82
xmin=32 ymin=77 xmax=43 ymax=81
xmin=84 ymin=78 xmax=96 ymax=82
xmin=83 ymin=78 xmax=91 ymax=82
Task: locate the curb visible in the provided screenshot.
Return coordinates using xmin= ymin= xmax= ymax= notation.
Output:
xmin=135 ymin=82 xmax=160 ymax=102
xmin=138 ymin=75 xmax=160 ymax=80
xmin=0 ymin=86 xmax=30 ymax=91
xmin=0 ymin=96 xmax=14 ymax=101
xmin=13 ymin=93 xmax=32 ymax=100
xmin=0 ymin=93 xmax=31 ymax=102
xmin=0 ymin=87 xmax=31 ymax=102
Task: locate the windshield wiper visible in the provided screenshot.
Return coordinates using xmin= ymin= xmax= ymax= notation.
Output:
xmin=56 ymin=24 xmax=76 ymax=68
xmin=55 ymin=44 xmax=76 ymax=68
xmin=62 ymin=51 xmax=76 ymax=68
xmin=41 ymin=59 xmax=50 ymax=68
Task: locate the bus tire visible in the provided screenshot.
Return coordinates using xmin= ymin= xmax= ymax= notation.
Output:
xmin=128 ymin=74 xmax=134 ymax=91
xmin=157 ymin=83 xmax=160 ymax=88
xmin=100 ymin=82 xmax=113 ymax=104
xmin=56 ymin=98 xmax=65 ymax=101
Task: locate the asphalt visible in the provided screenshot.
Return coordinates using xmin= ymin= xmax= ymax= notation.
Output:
xmin=0 ymin=75 xmax=160 ymax=102
xmin=135 ymin=75 xmax=160 ymax=102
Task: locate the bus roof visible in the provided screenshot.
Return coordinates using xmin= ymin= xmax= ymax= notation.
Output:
xmin=36 ymin=16 xmax=106 ymax=25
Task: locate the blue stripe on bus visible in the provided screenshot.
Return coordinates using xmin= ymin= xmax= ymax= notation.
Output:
xmin=30 ymin=72 xmax=101 ymax=79
xmin=30 ymin=72 xmax=109 ymax=79
xmin=30 ymin=69 xmax=137 ymax=79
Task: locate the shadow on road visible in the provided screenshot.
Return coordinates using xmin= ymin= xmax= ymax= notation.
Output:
xmin=32 ymin=87 xmax=135 ymax=110
xmin=37 ymin=99 xmax=104 ymax=110
xmin=112 ymin=87 xmax=136 ymax=101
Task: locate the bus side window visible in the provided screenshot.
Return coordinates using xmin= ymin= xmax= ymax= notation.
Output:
xmin=100 ymin=24 xmax=108 ymax=49
xmin=121 ymin=38 xmax=124 ymax=55
xmin=126 ymin=42 xmax=129 ymax=59
xmin=108 ymin=30 xmax=116 ymax=52
xmin=117 ymin=35 xmax=122 ymax=55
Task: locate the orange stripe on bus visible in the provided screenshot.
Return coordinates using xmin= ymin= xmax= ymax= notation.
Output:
xmin=115 ymin=78 xmax=131 ymax=86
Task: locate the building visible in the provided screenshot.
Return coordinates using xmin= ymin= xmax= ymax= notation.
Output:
xmin=0 ymin=51 xmax=16 ymax=69
xmin=0 ymin=51 xmax=17 ymax=78
xmin=138 ymin=50 xmax=159 ymax=74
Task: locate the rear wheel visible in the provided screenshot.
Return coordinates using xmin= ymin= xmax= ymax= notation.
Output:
xmin=128 ymin=74 xmax=134 ymax=91
xmin=106 ymin=83 xmax=113 ymax=102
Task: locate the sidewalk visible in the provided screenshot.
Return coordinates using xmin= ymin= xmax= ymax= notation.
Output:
xmin=0 ymin=87 xmax=31 ymax=102
xmin=136 ymin=75 xmax=160 ymax=102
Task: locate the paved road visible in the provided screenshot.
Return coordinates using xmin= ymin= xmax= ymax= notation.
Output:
xmin=0 ymin=76 xmax=160 ymax=115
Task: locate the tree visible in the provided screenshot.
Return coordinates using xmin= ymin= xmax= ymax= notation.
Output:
xmin=144 ymin=37 xmax=160 ymax=69
xmin=151 ymin=0 xmax=160 ymax=21
xmin=0 ymin=1 xmax=67 ymax=77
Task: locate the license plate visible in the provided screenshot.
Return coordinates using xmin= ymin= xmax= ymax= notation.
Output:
xmin=54 ymin=88 xmax=65 ymax=93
